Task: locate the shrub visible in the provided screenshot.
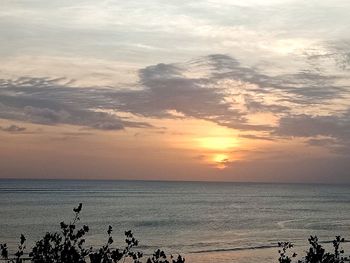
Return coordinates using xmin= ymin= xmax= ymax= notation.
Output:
xmin=0 ymin=204 xmax=184 ymax=263
xmin=1 ymin=204 xmax=348 ymax=263
xmin=278 ymin=235 xmax=348 ymax=263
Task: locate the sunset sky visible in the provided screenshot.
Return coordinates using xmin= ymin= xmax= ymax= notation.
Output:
xmin=1 ymin=0 xmax=350 ymax=183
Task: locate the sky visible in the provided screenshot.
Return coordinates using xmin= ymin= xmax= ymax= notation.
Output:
xmin=1 ymin=0 xmax=350 ymax=183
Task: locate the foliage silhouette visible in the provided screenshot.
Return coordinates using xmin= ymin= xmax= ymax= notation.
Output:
xmin=0 ymin=204 xmax=185 ymax=263
xmin=1 ymin=204 xmax=348 ymax=262
xmin=278 ymin=235 xmax=348 ymax=263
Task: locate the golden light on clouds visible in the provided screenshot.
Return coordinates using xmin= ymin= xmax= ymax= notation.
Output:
xmin=196 ymin=136 xmax=239 ymax=150
xmin=149 ymin=118 xmax=246 ymax=170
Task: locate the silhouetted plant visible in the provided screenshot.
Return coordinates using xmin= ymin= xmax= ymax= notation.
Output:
xmin=0 ymin=204 xmax=184 ymax=263
xmin=333 ymin=236 xmax=345 ymax=261
xmin=0 ymin=244 xmax=8 ymax=260
xmin=278 ymin=235 xmax=348 ymax=263
xmin=278 ymin=242 xmax=297 ymax=263
xmin=2 ymin=204 xmax=349 ymax=263
xmin=146 ymin=249 xmax=185 ymax=263
xmin=28 ymin=203 xmax=89 ymax=263
xmin=0 ymin=234 xmax=26 ymax=263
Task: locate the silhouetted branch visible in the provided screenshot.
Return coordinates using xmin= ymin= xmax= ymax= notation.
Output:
xmin=0 ymin=204 xmax=184 ymax=263
xmin=1 ymin=204 xmax=348 ymax=263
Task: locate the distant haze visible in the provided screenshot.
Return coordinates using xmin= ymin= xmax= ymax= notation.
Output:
xmin=1 ymin=0 xmax=350 ymax=183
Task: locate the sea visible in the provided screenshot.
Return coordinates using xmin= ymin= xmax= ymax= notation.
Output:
xmin=0 ymin=179 xmax=350 ymax=262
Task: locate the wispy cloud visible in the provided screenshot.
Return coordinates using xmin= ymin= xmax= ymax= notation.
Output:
xmin=0 ymin=53 xmax=349 ymax=157
xmin=0 ymin=124 xmax=26 ymax=133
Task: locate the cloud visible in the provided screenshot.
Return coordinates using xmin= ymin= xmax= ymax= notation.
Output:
xmin=274 ymin=111 xmax=350 ymax=155
xmin=305 ymin=40 xmax=350 ymax=71
xmin=307 ymin=138 xmax=338 ymax=147
xmin=0 ymin=124 xmax=26 ymax=133
xmin=239 ymin=134 xmax=275 ymax=141
xmin=275 ymin=112 xmax=350 ymax=139
xmin=116 ymin=59 xmax=253 ymax=129
xmin=24 ymin=106 xmax=71 ymax=124
xmin=0 ymin=78 xmax=151 ymax=130
xmin=0 ymin=54 xmax=349 ymax=151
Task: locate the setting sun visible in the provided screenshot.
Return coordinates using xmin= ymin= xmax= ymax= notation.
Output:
xmin=213 ymin=154 xmax=229 ymax=163
xmin=212 ymin=153 xmax=230 ymax=169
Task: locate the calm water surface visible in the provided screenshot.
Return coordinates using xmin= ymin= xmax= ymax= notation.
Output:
xmin=1 ymin=179 xmax=350 ymax=262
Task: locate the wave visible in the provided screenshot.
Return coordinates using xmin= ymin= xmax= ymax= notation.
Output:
xmin=190 ymin=238 xmax=350 ymax=254
xmin=277 ymin=219 xmax=306 ymax=229
xmin=191 ymin=244 xmax=277 ymax=254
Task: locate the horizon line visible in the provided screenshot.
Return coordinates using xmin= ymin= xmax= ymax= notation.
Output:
xmin=0 ymin=177 xmax=349 ymax=187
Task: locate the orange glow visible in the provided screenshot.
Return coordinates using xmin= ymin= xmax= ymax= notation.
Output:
xmin=194 ymin=136 xmax=239 ymax=169
xmin=149 ymin=118 xmax=243 ymax=169
xmin=212 ymin=153 xmax=229 ymax=169
xmin=196 ymin=136 xmax=239 ymax=150
xmin=213 ymin=153 xmax=229 ymax=163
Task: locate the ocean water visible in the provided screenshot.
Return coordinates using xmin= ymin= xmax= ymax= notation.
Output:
xmin=0 ymin=179 xmax=350 ymax=262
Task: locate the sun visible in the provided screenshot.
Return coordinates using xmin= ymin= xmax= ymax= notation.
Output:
xmin=212 ymin=154 xmax=230 ymax=169
xmin=213 ymin=153 xmax=229 ymax=163
xmin=161 ymin=118 xmax=242 ymax=169
xmin=196 ymin=137 xmax=237 ymax=169
xmin=194 ymin=136 xmax=239 ymax=169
